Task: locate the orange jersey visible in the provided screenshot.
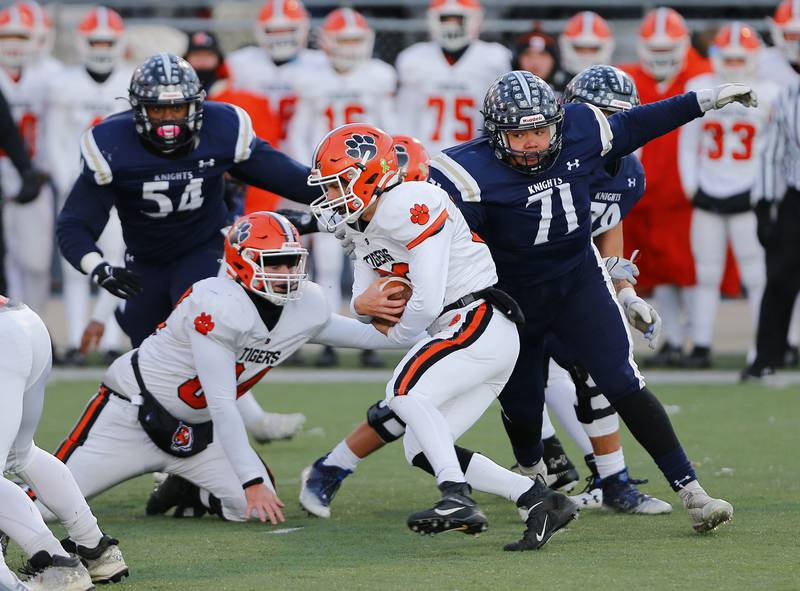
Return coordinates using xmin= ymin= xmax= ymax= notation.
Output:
xmin=210 ymin=85 xmax=284 ymax=213
xmin=618 ymin=49 xmax=711 ymax=289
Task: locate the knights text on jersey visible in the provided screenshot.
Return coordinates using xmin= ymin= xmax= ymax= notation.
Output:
xmin=589 ymin=154 xmax=646 ymax=237
xmin=103 ymin=277 xmax=330 ymax=424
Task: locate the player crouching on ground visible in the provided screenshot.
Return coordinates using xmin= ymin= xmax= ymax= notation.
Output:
xmin=307 ymin=124 xmax=578 ymax=551
xmin=32 ymin=212 xmax=413 ymax=526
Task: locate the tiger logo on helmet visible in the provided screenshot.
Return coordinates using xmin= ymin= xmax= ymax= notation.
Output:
xmin=307 ymin=123 xmax=401 ymax=230
xmin=224 ymin=211 xmax=308 ymax=306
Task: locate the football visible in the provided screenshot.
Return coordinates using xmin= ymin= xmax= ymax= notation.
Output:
xmin=372 ymin=277 xmax=412 ymax=328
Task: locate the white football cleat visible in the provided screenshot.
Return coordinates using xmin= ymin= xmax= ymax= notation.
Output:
xmin=570 ymin=477 xmax=603 ymax=510
xmin=249 ymin=412 xmax=306 ymax=443
xmin=679 ymin=482 xmax=733 ymax=533
xmin=62 ymin=536 xmax=128 ymax=584
xmin=21 ymin=552 xmax=94 ymax=591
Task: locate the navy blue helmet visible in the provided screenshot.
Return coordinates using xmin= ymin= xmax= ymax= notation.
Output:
xmin=482 ymin=70 xmax=564 ymax=175
xmin=128 ymin=52 xmax=206 ymax=151
xmin=563 ymin=65 xmax=640 ymax=113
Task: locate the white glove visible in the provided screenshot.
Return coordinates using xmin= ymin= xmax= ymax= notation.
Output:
xmin=618 ymin=287 xmax=662 ymax=350
xmin=695 ymin=84 xmax=758 ymax=112
xmin=604 ymin=249 xmax=640 ymax=285
xmin=333 ymin=225 xmax=356 ymax=260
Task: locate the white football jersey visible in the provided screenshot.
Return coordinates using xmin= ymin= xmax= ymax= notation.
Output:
xmin=348 ymin=181 xmax=497 ymax=342
xmin=0 ymin=60 xmax=57 ymax=197
xmin=225 ymin=46 xmax=328 ymax=146
xmin=45 ymin=65 xmax=132 ymax=199
xmin=103 ymin=277 xmax=330 ymax=424
xmin=395 ymin=41 xmax=511 ymax=155
xmin=680 ymin=73 xmax=781 ymax=199
xmin=287 ymin=58 xmax=397 ymax=164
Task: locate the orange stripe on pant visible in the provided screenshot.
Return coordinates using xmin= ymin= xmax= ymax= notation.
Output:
xmin=394 ymin=303 xmax=492 ymax=397
xmin=55 ymin=386 xmax=111 ymax=463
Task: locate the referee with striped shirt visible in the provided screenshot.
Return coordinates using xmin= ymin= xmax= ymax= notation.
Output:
xmin=743 ymin=81 xmax=800 ymax=379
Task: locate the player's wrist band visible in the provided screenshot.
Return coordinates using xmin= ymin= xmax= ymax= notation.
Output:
xmin=242 ymin=478 xmax=264 ymax=490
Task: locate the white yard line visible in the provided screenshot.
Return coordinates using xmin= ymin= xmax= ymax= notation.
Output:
xmin=50 ymin=367 xmax=800 ymax=386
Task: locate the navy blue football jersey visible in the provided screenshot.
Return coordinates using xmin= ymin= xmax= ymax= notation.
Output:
xmin=589 ymin=154 xmax=645 ymax=237
xmin=430 ymin=93 xmax=701 ymax=287
xmin=57 ymin=101 xmax=319 ymax=268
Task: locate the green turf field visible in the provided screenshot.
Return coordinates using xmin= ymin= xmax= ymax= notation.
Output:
xmin=6 ymin=379 xmax=799 ymax=591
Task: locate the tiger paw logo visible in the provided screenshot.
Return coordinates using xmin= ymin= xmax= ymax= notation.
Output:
xmin=228 ymin=220 xmax=251 ymax=249
xmin=194 ymin=312 xmax=214 ymax=335
xmin=171 ymin=422 xmax=194 ymax=453
xmin=410 ymin=203 xmax=430 ymax=225
xmin=345 ymin=134 xmax=377 ymax=161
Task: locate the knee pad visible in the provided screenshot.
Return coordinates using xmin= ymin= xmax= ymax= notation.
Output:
xmin=366 ymin=400 xmax=406 ymax=443
xmin=570 ymin=366 xmax=618 ymax=437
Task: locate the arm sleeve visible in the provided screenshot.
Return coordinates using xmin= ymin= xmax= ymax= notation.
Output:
xmin=677 ymin=114 xmax=702 ymax=199
xmin=228 ymin=137 xmax=319 ymax=205
xmin=753 ymin=98 xmax=786 ymax=203
xmin=387 ymin=223 xmax=452 ymax=345
xmin=190 ymin=331 xmax=271 ymax=489
xmin=350 ymin=261 xmax=380 ymax=323
xmin=56 ymin=173 xmax=115 ymax=273
xmin=605 ymin=93 xmax=704 ymax=161
xmin=0 ymin=87 xmax=31 ymax=174
xmin=311 ymin=313 xmax=420 ymax=349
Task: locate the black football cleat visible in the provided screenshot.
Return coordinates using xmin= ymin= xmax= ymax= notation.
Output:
xmin=504 ymin=476 xmax=579 ymax=551
xmin=682 ymin=346 xmax=712 ymax=369
xmin=145 ymin=474 xmax=206 ymax=518
xmin=542 ymin=435 xmax=580 ymax=492
xmin=407 ymin=482 xmax=488 ymax=536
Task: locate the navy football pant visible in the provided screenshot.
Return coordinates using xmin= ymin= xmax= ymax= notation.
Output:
xmin=498 ymin=245 xmax=695 ymax=490
xmin=116 ymin=233 xmax=224 ymax=347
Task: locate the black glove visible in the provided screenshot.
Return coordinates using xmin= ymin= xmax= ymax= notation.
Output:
xmin=754 ymin=200 xmax=779 ymax=249
xmin=276 ymin=208 xmax=318 ymax=235
xmin=91 ymin=263 xmax=144 ymax=299
xmin=14 ymin=168 xmax=49 ymax=204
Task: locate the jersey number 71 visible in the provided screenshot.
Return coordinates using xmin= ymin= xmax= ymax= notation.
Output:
xmin=526 ymin=181 xmax=579 ymax=245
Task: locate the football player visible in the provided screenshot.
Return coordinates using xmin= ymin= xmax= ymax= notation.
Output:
xmin=427 ymin=70 xmax=753 ymax=533
xmin=0 ymin=2 xmax=58 ymax=316
xmin=47 ymin=6 xmax=130 ymax=365
xmin=395 ymin=0 xmax=510 ymax=155
xmin=680 ymin=23 xmax=781 ymax=367
xmin=287 ymin=7 xmax=396 ymax=368
xmin=56 ymin=52 xmax=321 ymax=349
xmin=618 ymin=7 xmax=713 ymax=366
xmin=0 ymin=295 xmax=127 ymax=588
xmin=37 ymin=212 xmax=413 ymax=527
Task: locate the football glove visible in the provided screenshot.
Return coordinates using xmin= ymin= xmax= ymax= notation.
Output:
xmin=695 ymin=84 xmax=758 ymax=113
xmin=91 ymin=263 xmax=144 ymax=300
xmin=618 ymin=287 xmax=662 ymax=350
xmin=605 ymin=250 xmax=640 ymax=285
xmin=334 ymin=225 xmax=356 ymax=259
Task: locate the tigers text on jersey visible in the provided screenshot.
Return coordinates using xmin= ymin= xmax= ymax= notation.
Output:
xmin=103 ymin=277 xmax=330 ymax=425
xmin=0 ymin=60 xmax=53 ymax=197
xmin=680 ymin=74 xmax=781 ymax=199
xmin=347 ymin=180 xmax=497 ymax=344
xmin=430 ymin=94 xmax=704 ymax=287
xmin=45 ymin=65 xmax=132 ymax=198
xmin=225 ymin=46 xmax=328 ymax=144
xmin=590 ymin=154 xmax=646 ymax=237
xmin=287 ymin=58 xmax=396 ymax=164
xmin=395 ymin=41 xmax=511 ymax=155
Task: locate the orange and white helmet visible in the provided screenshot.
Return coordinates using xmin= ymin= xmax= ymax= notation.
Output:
xmin=17 ymin=1 xmax=52 ymax=59
xmin=559 ymin=11 xmax=615 ymax=75
xmin=319 ymin=8 xmax=374 ymax=72
xmin=711 ymin=22 xmax=761 ymax=81
xmin=308 ymin=123 xmax=401 ymax=230
xmin=254 ymin=0 xmax=309 ymax=63
xmin=0 ymin=3 xmax=36 ymax=69
xmin=771 ymin=0 xmax=800 ymax=64
xmin=224 ymin=212 xmax=308 ymax=306
xmin=77 ymin=7 xmax=125 ymax=74
xmin=637 ymin=7 xmax=690 ymax=81
xmin=393 ymin=135 xmax=430 ymax=182
xmin=427 ymin=0 xmax=482 ymax=53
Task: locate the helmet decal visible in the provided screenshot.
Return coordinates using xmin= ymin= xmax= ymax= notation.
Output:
xmin=345 ymin=134 xmax=378 ymax=162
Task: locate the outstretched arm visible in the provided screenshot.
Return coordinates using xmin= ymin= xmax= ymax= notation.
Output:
xmin=311 ymin=313 xmax=421 ymax=349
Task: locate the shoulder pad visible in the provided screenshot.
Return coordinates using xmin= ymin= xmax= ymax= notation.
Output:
xmin=429 ymin=140 xmax=488 ymax=203
xmin=376 ymin=182 xmax=449 ymax=249
xmin=203 ymin=101 xmax=256 ymax=163
xmin=565 ymin=102 xmax=613 ymax=157
xmin=179 ymin=278 xmax=256 ymax=350
xmin=298 ymin=281 xmax=332 ymax=331
xmin=79 ymin=127 xmax=113 ymax=186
